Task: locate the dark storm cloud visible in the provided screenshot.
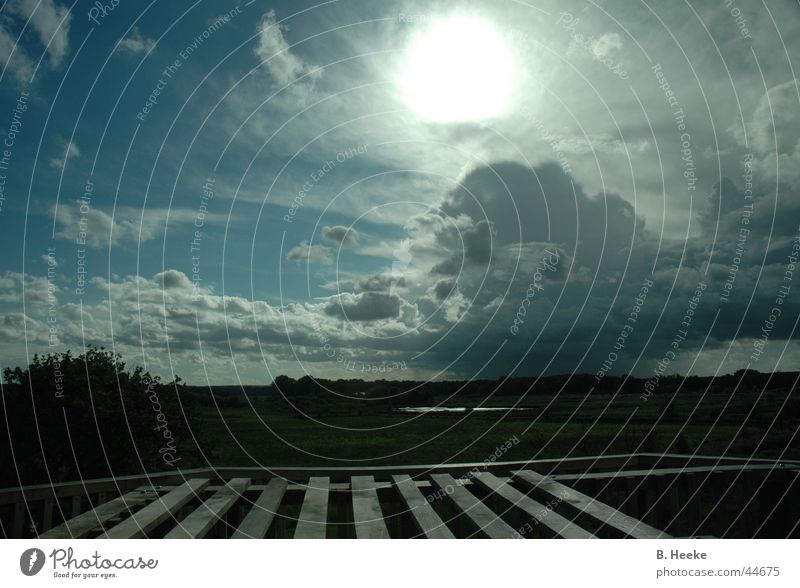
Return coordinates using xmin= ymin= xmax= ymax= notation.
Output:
xmin=431 ymin=219 xmax=494 ymax=275
xmin=433 ymin=278 xmax=457 ymax=301
xmin=440 ymin=161 xmax=643 ymax=273
xmin=323 ymin=291 xmax=403 ymax=322
xmin=322 ymin=225 xmax=359 ymax=247
xmin=391 ymin=156 xmax=800 ymax=378
xmin=358 ymin=272 xmax=406 ymax=292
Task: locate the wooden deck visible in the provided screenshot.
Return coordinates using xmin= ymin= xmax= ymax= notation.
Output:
xmin=2 ymin=453 xmax=798 ymax=539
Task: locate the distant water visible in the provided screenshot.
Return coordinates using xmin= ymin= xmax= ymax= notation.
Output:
xmin=395 ymin=406 xmax=531 ymax=413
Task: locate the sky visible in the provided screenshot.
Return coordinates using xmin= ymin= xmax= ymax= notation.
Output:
xmin=0 ymin=0 xmax=799 ymax=385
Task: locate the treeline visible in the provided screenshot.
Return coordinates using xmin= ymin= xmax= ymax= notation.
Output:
xmin=186 ymin=368 xmax=799 ymax=408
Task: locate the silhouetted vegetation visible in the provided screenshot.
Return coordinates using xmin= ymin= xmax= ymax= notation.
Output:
xmin=1 ymin=347 xmax=201 ymax=487
xmin=183 ymin=369 xmax=800 ymax=417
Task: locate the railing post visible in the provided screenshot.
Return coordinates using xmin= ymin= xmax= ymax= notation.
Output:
xmin=12 ymin=502 xmax=24 ymax=538
xmin=43 ymin=497 xmax=54 ymax=532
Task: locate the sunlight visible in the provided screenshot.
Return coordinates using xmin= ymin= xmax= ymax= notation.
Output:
xmin=401 ymin=16 xmax=516 ymax=123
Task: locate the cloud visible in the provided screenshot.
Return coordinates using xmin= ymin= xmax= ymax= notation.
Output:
xmin=9 ymin=0 xmax=72 ymax=66
xmin=55 ymin=202 xmax=115 ymax=248
xmin=323 ymin=291 xmax=402 ymax=322
xmin=117 ymin=27 xmax=156 ymax=54
xmin=322 ymin=225 xmax=359 ymax=247
xmin=48 ymin=140 xmax=79 ymax=169
xmin=738 ymin=80 xmax=799 ymax=156
xmin=254 ymin=10 xmax=320 ymax=86
xmin=0 ymin=23 xmax=35 ymax=82
xmin=358 ymin=272 xmax=406 ymax=292
xmin=0 ymin=313 xmax=48 ymax=345
xmin=30 ymin=159 xmax=798 ymax=383
xmin=0 ymin=269 xmax=430 ymax=382
xmin=0 ymin=271 xmax=57 ymax=305
xmin=431 ymin=219 xmax=495 ymax=275
xmin=591 ymin=33 xmax=623 ymax=59
xmin=296 ymin=158 xmax=799 ymax=377
xmin=733 ymin=80 xmax=800 ymax=188
xmin=53 ymin=204 xmax=229 ymax=249
xmin=438 ymin=162 xmax=641 ymax=275
xmin=286 ymin=241 xmax=332 ymax=264
xmin=155 ymin=270 xmax=193 ymax=290
xmin=433 ymin=278 xmax=456 ymax=301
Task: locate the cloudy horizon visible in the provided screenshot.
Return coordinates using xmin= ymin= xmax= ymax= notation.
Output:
xmin=1 ymin=0 xmax=799 ymax=385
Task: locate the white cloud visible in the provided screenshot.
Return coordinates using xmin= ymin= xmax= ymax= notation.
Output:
xmin=9 ymin=0 xmax=72 ymax=66
xmin=117 ymin=27 xmax=156 ymax=54
xmin=0 ymin=271 xmax=58 ymax=305
xmin=53 ymin=203 xmax=232 ymax=249
xmin=286 ymin=241 xmax=333 ymax=264
xmin=0 ymin=312 xmax=49 ymax=344
xmin=253 ymin=10 xmax=320 ymax=86
xmin=0 ymin=23 xmax=35 ymax=82
xmin=0 ymin=269 xmax=429 ymax=382
xmin=591 ymin=33 xmax=622 ymax=59
xmin=48 ymin=140 xmax=80 ymax=169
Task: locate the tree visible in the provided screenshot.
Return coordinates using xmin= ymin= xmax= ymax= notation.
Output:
xmin=1 ymin=347 xmax=201 ymax=486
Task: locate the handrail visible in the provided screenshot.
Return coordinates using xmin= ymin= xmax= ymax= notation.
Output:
xmin=1 ymin=452 xmax=796 ymax=504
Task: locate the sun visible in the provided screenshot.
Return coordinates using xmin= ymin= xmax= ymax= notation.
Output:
xmin=401 ymin=16 xmax=516 ymax=123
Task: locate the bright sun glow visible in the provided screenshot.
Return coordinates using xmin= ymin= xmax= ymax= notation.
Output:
xmin=401 ymin=16 xmax=516 ymax=123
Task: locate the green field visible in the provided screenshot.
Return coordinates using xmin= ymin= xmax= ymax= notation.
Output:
xmin=195 ymin=389 xmax=800 ymax=467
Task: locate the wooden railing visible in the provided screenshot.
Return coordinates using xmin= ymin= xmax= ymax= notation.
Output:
xmin=1 ymin=453 xmax=797 ymax=539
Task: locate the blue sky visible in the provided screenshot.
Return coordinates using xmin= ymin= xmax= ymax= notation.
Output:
xmin=1 ymin=0 xmax=800 ymax=384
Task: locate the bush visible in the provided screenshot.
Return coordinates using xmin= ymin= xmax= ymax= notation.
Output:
xmin=1 ymin=347 xmax=202 ymax=486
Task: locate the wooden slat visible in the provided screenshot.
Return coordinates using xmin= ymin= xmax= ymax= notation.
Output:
xmin=40 ymin=491 xmax=150 ymax=539
xmin=164 ymin=478 xmax=250 ymax=539
xmin=472 ymin=472 xmax=594 ymax=539
xmin=100 ymin=479 xmax=210 ymax=539
xmin=392 ymin=475 xmax=454 ymax=539
xmin=429 ymin=474 xmax=518 ymax=539
xmin=232 ymin=478 xmax=288 ymax=539
xmin=514 ymin=470 xmax=670 ymax=539
xmin=293 ymin=477 xmax=329 ymax=539
xmin=351 ymin=476 xmax=390 ymax=539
